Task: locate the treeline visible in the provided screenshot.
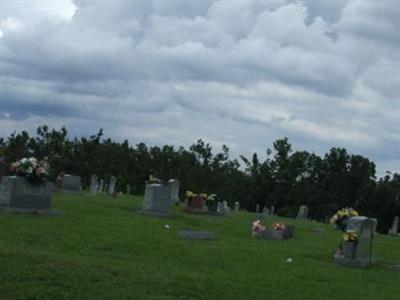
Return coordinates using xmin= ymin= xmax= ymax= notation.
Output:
xmin=0 ymin=126 xmax=399 ymax=232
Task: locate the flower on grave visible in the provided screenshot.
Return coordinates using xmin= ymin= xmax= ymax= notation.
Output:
xmin=207 ymin=194 xmax=217 ymax=202
xmin=330 ymin=207 xmax=359 ymax=232
xmin=10 ymin=157 xmax=49 ymax=185
xmin=342 ymin=230 xmax=358 ymax=242
xmin=272 ymin=222 xmax=286 ymax=231
xmin=199 ymin=193 xmax=208 ymax=199
xmin=252 ymin=220 xmax=266 ymax=236
xmin=148 ymin=175 xmax=162 ymax=184
xmin=186 ymin=190 xmax=196 ymax=199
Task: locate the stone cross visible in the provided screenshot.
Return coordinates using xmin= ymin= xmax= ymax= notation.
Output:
xmin=389 ymin=216 xmax=399 ymax=236
xmin=297 ymin=205 xmax=309 ymax=219
xmin=108 ymin=176 xmax=117 ymax=195
xmin=90 ymin=174 xmax=98 ymax=195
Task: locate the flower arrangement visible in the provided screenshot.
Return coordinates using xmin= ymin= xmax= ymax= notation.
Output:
xmin=330 ymin=207 xmax=359 ymax=232
xmin=272 ymin=222 xmax=286 ymax=231
xmin=148 ymin=175 xmax=163 ymax=184
xmin=342 ymin=230 xmax=358 ymax=242
xmin=10 ymin=157 xmax=49 ymax=185
xmin=252 ymin=220 xmax=266 ymax=236
xmin=186 ymin=190 xmax=196 ymax=199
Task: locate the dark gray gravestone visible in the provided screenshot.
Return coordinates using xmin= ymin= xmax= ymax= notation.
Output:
xmin=0 ymin=159 xmax=5 ymax=183
xmin=138 ymin=183 xmax=171 ymax=217
xmin=334 ymin=216 xmax=377 ymax=267
xmin=255 ymin=225 xmax=294 ymax=240
xmin=179 ymin=230 xmax=215 ymax=240
xmin=60 ymin=174 xmax=81 ymax=193
xmin=0 ymin=176 xmax=53 ymax=210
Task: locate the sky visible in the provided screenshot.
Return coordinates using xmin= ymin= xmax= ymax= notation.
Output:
xmin=0 ymin=0 xmax=399 ymax=177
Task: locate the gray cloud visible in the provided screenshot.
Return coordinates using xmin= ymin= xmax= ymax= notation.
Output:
xmin=1 ymin=0 xmax=399 ymax=177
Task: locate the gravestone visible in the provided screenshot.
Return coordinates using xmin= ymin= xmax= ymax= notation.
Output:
xmin=126 ymin=184 xmax=131 ymax=195
xmin=0 ymin=158 xmax=5 ymax=183
xmin=90 ymin=174 xmax=98 ymax=195
xmin=98 ymin=179 xmax=104 ymax=193
xmin=255 ymin=225 xmax=294 ymax=240
xmin=297 ymin=205 xmax=309 ymax=219
xmin=334 ymin=216 xmax=377 ymax=267
xmin=60 ymin=174 xmax=81 ymax=193
xmin=108 ymin=176 xmax=116 ymax=195
xmin=184 ymin=195 xmax=207 ymax=214
xmin=168 ymin=179 xmax=180 ymax=204
xmin=234 ymin=201 xmax=240 ymax=211
xmin=388 ymin=216 xmax=399 ymax=236
xmin=178 ymin=230 xmax=215 ymax=240
xmin=104 ymin=183 xmax=108 ymax=193
xmin=259 ymin=207 xmax=270 ymax=219
xmin=0 ymin=176 xmax=53 ymax=210
xmin=138 ymin=183 xmax=171 ymax=217
xmin=256 ymin=204 xmax=260 ymax=213
xmin=271 ymin=205 xmax=275 ymax=216
xmin=219 ymin=200 xmax=231 ymax=217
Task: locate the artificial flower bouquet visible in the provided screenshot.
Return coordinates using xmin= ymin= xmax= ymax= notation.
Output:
xmin=10 ymin=157 xmax=49 ymax=185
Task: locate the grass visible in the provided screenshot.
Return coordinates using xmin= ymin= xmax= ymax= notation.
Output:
xmin=1 ymin=193 xmax=400 ymax=300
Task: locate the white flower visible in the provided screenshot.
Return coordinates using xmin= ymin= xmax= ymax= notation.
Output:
xmin=26 ymin=167 xmax=33 ymax=174
xmin=20 ymin=158 xmax=28 ymax=164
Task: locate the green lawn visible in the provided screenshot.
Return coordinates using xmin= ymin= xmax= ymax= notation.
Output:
xmin=1 ymin=193 xmax=399 ymax=300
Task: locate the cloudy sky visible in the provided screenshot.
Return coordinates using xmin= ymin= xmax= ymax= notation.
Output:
xmin=1 ymin=0 xmax=399 ymax=176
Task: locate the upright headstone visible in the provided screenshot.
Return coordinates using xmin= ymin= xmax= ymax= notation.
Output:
xmin=335 ymin=216 xmax=377 ymax=267
xmin=389 ymin=216 xmax=399 ymax=236
xmin=126 ymin=184 xmax=131 ymax=195
xmin=234 ymin=201 xmax=240 ymax=211
xmin=138 ymin=183 xmax=171 ymax=217
xmin=221 ymin=201 xmax=231 ymax=216
xmin=90 ymin=175 xmax=98 ymax=195
xmin=167 ymin=179 xmax=180 ymax=204
xmin=104 ymin=183 xmax=108 ymax=193
xmin=270 ymin=205 xmax=275 ymax=216
xmin=297 ymin=205 xmax=309 ymax=219
xmin=98 ymin=179 xmax=104 ymax=193
xmin=256 ymin=204 xmax=260 ymax=213
xmin=0 ymin=159 xmax=5 ymax=183
xmin=108 ymin=176 xmax=116 ymax=196
xmin=184 ymin=195 xmax=207 ymax=214
xmin=0 ymin=176 xmax=53 ymax=210
xmin=60 ymin=174 xmax=81 ymax=193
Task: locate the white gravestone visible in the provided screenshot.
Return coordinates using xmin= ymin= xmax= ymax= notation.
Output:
xmin=389 ymin=216 xmax=399 ymax=236
xmin=167 ymin=179 xmax=180 ymax=204
xmin=138 ymin=183 xmax=171 ymax=217
xmin=108 ymin=176 xmax=117 ymax=195
xmin=297 ymin=205 xmax=309 ymax=219
xmin=90 ymin=175 xmax=98 ymax=195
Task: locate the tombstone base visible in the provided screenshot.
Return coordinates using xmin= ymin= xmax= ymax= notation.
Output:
xmin=0 ymin=206 xmax=60 ymax=216
xmin=137 ymin=209 xmax=172 ymax=218
xmin=333 ymin=255 xmax=375 ymax=268
xmin=178 ymin=230 xmax=215 ymax=240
